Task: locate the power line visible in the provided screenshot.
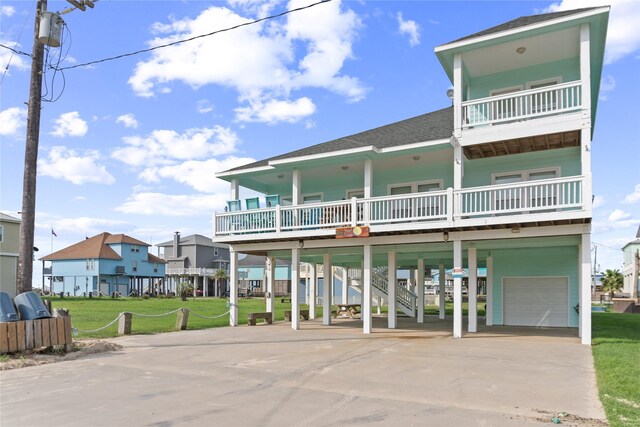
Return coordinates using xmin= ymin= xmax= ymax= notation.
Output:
xmin=592 ymin=241 xmax=622 ymax=251
xmin=55 ymin=0 xmax=333 ymax=71
xmin=0 ymin=44 xmax=32 ymax=58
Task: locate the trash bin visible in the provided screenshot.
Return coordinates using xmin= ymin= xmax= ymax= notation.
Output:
xmin=0 ymin=291 xmax=19 ymax=322
xmin=14 ymin=291 xmax=51 ymax=320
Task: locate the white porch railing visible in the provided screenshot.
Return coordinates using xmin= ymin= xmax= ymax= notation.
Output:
xmin=166 ymin=268 xmax=217 ymax=276
xmin=455 ymin=176 xmax=583 ymax=219
xmin=462 ymin=81 xmax=582 ymax=128
xmin=212 ymin=176 xmax=585 ymax=236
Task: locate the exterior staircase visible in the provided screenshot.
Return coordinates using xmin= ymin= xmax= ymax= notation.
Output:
xmin=347 ymin=267 xmax=417 ymax=317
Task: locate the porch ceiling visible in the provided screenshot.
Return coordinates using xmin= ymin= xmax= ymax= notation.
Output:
xmin=463 ymin=130 xmax=581 ymax=159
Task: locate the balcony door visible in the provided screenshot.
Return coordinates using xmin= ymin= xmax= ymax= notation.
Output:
xmin=388 ymin=181 xmax=443 ymax=220
xmin=492 ymin=168 xmax=559 ymax=213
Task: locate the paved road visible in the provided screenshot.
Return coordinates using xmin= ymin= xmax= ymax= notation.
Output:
xmin=0 ymin=316 xmax=605 ymax=426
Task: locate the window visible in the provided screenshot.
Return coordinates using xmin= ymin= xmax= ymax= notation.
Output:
xmin=132 ymin=261 xmax=138 ymax=272
xmin=85 ymin=259 xmax=95 ymax=271
xmin=527 ymin=77 xmax=562 ymax=114
xmin=0 ymin=225 xmax=3 ymax=242
xmin=388 ymin=180 xmax=443 ymax=219
xmin=492 ymin=168 xmax=559 ymax=212
xmin=131 ymin=245 xmax=140 ymax=253
xmin=346 ymin=189 xmax=364 ymax=199
xmin=490 ymin=86 xmax=523 ymax=121
xmin=214 ymin=247 xmax=219 ymax=257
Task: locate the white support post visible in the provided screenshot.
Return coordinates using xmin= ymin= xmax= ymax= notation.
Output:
xmin=364 ymin=159 xmax=373 ymax=224
xmin=417 ymin=258 xmax=425 ymax=324
xmin=439 ymin=263 xmax=446 ymax=319
xmin=580 ymin=23 xmax=591 ymax=119
xmin=229 ymin=249 xmax=238 ymax=326
xmin=292 ymin=169 xmax=301 ymax=206
xmin=204 ymin=276 xmax=208 ymax=298
xmin=453 ymin=53 xmax=463 ymax=137
xmin=453 ymin=240 xmax=462 ymax=339
xmin=363 ymin=244 xmax=372 ymax=334
xmin=230 ymin=179 xmax=239 ymax=201
xmin=323 ymin=254 xmax=332 ymax=326
xmin=309 ymin=264 xmax=316 ymax=320
xmin=388 ymin=251 xmax=397 ymax=329
xmin=468 ymin=247 xmax=477 ymax=333
xmin=581 ymin=233 xmax=592 ymax=345
xmin=291 ymin=247 xmax=300 ymax=330
xmin=266 ymin=256 xmax=275 ymax=314
xmin=342 ymin=267 xmax=348 ymax=304
xmin=486 ymin=255 xmax=493 ymax=326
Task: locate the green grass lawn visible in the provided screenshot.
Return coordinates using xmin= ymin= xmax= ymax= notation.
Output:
xmin=592 ymin=312 xmax=640 ymax=427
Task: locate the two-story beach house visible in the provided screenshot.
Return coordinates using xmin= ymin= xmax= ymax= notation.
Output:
xmin=42 ymin=232 xmax=166 ymax=296
xmin=212 ymin=7 xmax=609 ymax=345
xmin=622 ymin=226 xmax=640 ymax=300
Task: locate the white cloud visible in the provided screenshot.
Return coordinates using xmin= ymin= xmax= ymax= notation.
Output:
xmin=50 ymin=111 xmax=88 ymax=137
xmin=0 ymin=107 xmax=26 ymax=136
xmin=128 ymin=0 xmax=365 ymax=122
xmin=608 ymin=209 xmax=631 ymax=222
xmin=592 ymin=195 xmax=605 ymax=209
xmin=39 ymin=146 xmax=115 ymax=185
xmin=50 ymin=217 xmax=130 ymax=235
xmin=0 ymin=41 xmax=29 ymax=76
xmin=623 ymin=183 xmax=640 ymax=204
xmin=234 ymin=97 xmax=316 ymax=124
xmin=115 ymin=192 xmax=225 ymax=216
xmin=545 ymin=0 xmax=640 ymax=64
xmin=152 ymin=157 xmax=256 ymax=192
xmin=1 ymin=6 xmax=15 ymax=17
xmin=112 ymin=125 xmax=240 ymax=167
xmin=196 ymin=99 xmax=214 ymax=114
xmin=397 ymin=12 xmax=420 ymax=46
xmin=116 ymin=113 xmax=139 ymax=129
xmin=599 ymin=74 xmax=616 ymax=100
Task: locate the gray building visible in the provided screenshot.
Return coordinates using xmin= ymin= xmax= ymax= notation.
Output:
xmin=158 ymin=232 xmax=230 ymax=297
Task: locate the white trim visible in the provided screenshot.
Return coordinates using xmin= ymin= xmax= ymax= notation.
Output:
xmin=270 ymin=146 xmax=376 ymax=166
xmin=491 ymin=167 xmax=560 ymax=184
xmin=0 ymin=252 xmax=19 ymax=257
xmin=216 ymin=165 xmax=274 ymax=178
xmin=345 ymin=188 xmax=364 ymax=199
xmin=387 ymin=179 xmax=444 ymax=195
xmin=434 ymin=7 xmax=610 ymax=53
xmin=501 ymin=276 xmax=570 ymax=327
xmin=490 ymin=85 xmax=523 ymax=97
xmin=526 ymin=76 xmax=563 ymax=90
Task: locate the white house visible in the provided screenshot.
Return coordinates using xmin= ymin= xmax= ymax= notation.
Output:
xmin=212 ymin=7 xmax=610 ymax=345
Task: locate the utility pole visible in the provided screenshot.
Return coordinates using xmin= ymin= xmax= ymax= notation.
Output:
xmin=17 ymin=0 xmax=47 ymax=294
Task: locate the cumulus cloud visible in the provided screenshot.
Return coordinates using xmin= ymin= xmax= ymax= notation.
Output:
xmin=592 ymin=195 xmax=605 ymax=209
xmin=115 ymin=192 xmax=225 ymax=216
xmin=0 ymin=107 xmax=26 ymax=136
xmin=116 ymin=113 xmax=139 ymax=129
xmin=397 ymin=12 xmax=420 ymax=46
xmin=599 ymin=75 xmax=616 ymax=100
xmin=196 ymin=99 xmax=214 ymax=114
xmin=608 ymin=209 xmax=631 ymax=222
xmin=128 ymin=0 xmax=364 ymax=123
xmin=50 ymin=217 xmax=130 ymax=235
xmin=545 ymin=0 xmax=640 ymax=64
xmin=50 ymin=111 xmax=88 ymax=137
xmin=623 ymin=183 xmax=640 ymax=204
xmin=1 ymin=6 xmax=15 ymax=17
xmin=39 ymin=146 xmax=115 ymax=185
xmin=234 ymin=97 xmax=316 ymax=124
xmin=0 ymin=41 xmax=29 ymax=76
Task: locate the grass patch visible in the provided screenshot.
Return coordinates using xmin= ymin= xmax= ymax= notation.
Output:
xmin=592 ymin=312 xmax=640 ymax=427
xmin=47 ymin=296 xmax=296 ymax=338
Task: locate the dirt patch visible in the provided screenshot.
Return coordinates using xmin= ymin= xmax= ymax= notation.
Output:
xmin=527 ymin=409 xmax=609 ymax=426
xmin=0 ymin=339 xmax=122 ymax=371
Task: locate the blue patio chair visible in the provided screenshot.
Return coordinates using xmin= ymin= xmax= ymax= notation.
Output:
xmin=245 ymin=197 xmax=260 ymax=210
xmin=226 ymin=200 xmax=243 ymax=232
xmin=227 ymin=200 xmax=241 ymax=212
xmin=265 ymin=194 xmax=280 ymax=207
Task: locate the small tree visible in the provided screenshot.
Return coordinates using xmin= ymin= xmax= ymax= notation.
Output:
xmin=212 ymin=268 xmax=229 ymax=297
xmin=600 ymin=268 xmax=623 ymax=301
xmin=176 ymin=281 xmax=194 ymax=302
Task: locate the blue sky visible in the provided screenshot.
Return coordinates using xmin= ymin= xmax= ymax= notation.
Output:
xmin=1 ymin=0 xmax=639 ymax=287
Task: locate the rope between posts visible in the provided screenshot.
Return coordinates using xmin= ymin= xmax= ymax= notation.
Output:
xmin=187 ymin=309 xmax=231 ymax=319
xmin=73 ymin=313 xmax=124 ymax=334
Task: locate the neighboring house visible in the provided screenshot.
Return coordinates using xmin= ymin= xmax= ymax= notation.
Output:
xmin=212 ymin=7 xmax=609 ymax=345
xmin=41 ymin=233 xmax=166 ymax=296
xmin=238 ymin=254 xmax=291 ymax=297
xmin=621 ymin=226 xmax=640 ymax=299
xmin=0 ymin=213 xmax=21 ymax=298
xmin=157 ymin=232 xmax=230 ymax=297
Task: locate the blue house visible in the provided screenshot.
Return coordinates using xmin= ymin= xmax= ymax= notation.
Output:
xmin=42 ymin=232 xmax=166 ymax=296
xmin=212 ymin=7 xmax=609 ymax=345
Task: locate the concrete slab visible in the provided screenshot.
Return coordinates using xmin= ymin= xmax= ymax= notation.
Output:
xmin=0 ymin=316 xmax=605 ymax=426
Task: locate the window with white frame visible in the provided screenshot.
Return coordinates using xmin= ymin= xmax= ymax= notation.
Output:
xmin=0 ymin=225 xmax=3 ymax=242
xmin=492 ymin=168 xmax=559 ymax=212
xmin=214 ymin=247 xmax=219 ymax=257
xmin=85 ymin=259 xmax=95 ymax=271
xmin=388 ymin=180 xmax=443 ymax=219
xmin=131 ymin=245 xmax=140 ymax=253
xmin=527 ymin=77 xmax=562 ymax=114
xmin=132 ymin=261 xmax=138 ymax=272
xmin=490 ymin=85 xmax=523 ymax=121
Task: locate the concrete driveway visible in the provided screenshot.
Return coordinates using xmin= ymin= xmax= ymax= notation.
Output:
xmin=0 ymin=316 xmax=605 ymax=426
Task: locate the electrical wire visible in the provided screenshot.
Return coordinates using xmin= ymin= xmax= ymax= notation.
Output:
xmin=54 ymin=0 xmax=333 ymax=71
xmin=0 ymin=8 xmax=31 ymax=85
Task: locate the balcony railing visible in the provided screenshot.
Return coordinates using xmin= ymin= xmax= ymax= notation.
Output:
xmin=461 ymin=81 xmax=582 ymax=128
xmin=213 ymin=176 xmax=585 ymax=238
xmin=166 ymin=268 xmax=218 ymax=276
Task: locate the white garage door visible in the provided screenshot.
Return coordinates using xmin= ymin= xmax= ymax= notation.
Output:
xmin=503 ymin=277 xmax=569 ymax=327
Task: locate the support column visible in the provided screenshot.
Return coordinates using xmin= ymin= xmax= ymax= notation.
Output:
xmin=323 ymin=254 xmax=332 ymax=326
xmin=266 ymin=256 xmax=275 ymax=314
xmin=468 ymin=246 xmax=477 ymax=333
xmin=453 ymin=240 xmax=462 ymax=338
xmin=417 ymin=259 xmax=425 ymax=324
xmin=229 ymin=249 xmax=238 ymax=326
xmin=342 ymin=267 xmax=348 ymax=304
xmin=439 ymin=263 xmax=446 ymax=319
xmin=204 ymin=276 xmax=208 ymax=298
xmin=363 ymin=244 xmax=372 ymax=334
xmin=292 ymin=169 xmax=301 ymax=206
xmin=486 ymin=255 xmax=493 ymax=326
xmin=291 ymin=247 xmax=300 ymax=330
xmin=309 ymin=264 xmax=316 ymax=320
xmin=230 ymin=179 xmax=239 ymax=201
xmin=388 ymin=251 xmax=397 ymax=329
xmin=580 ymin=233 xmax=592 ymax=345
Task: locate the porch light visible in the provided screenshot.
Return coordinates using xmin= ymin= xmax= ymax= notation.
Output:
xmin=511 ymin=227 xmax=520 ymax=234
xmin=277 ymin=174 xmax=285 ymax=179
xmin=443 ymin=231 xmax=449 ymax=242
xmin=341 ymin=166 xmax=349 ymax=171
xmin=516 ymin=46 xmax=526 ymax=54
xmin=298 ymin=240 xmax=304 ymax=249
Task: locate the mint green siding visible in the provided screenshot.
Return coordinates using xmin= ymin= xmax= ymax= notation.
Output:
xmin=464 ymin=147 xmax=582 ymax=187
xmin=491 ymin=246 xmax=579 ymax=327
xmin=468 ymin=58 xmax=580 ymax=100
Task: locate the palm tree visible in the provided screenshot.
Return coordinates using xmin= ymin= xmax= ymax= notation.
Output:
xmin=212 ymin=268 xmax=229 ymax=297
xmin=600 ymin=268 xmax=623 ymax=301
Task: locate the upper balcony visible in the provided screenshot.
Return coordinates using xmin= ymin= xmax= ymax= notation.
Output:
xmin=213 ymin=175 xmax=588 ymax=243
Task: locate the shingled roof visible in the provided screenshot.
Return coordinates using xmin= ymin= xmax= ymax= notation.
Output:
xmin=226 ymin=106 xmax=453 ymax=173
xmin=449 ymin=7 xmax=600 ymax=44
xmin=41 ymin=232 xmax=153 ymax=261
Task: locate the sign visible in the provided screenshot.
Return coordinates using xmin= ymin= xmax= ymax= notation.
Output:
xmin=452 ymin=267 xmax=464 ymax=279
xmin=336 ymin=226 xmax=370 ymax=239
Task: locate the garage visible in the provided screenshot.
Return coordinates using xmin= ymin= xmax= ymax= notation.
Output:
xmin=503 ymin=277 xmax=569 ymax=327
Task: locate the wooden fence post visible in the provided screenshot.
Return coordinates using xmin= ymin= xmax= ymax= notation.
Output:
xmin=118 ymin=313 xmax=132 ymax=335
xmin=176 ymin=308 xmax=189 ymax=331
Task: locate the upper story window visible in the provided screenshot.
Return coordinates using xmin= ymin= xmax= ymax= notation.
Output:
xmin=132 ymin=261 xmax=138 ymax=272
xmin=492 ymin=168 xmax=560 ymax=211
xmin=214 ymin=247 xmax=219 ymax=257
xmin=346 ymin=189 xmax=364 ymax=199
xmin=282 ymin=193 xmax=323 ymax=205
xmin=131 ymin=245 xmax=140 ymax=253
xmin=85 ymin=259 xmax=95 ymax=271
xmin=0 ymin=224 xmax=3 ymax=242
xmin=388 ymin=180 xmax=443 ymax=195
